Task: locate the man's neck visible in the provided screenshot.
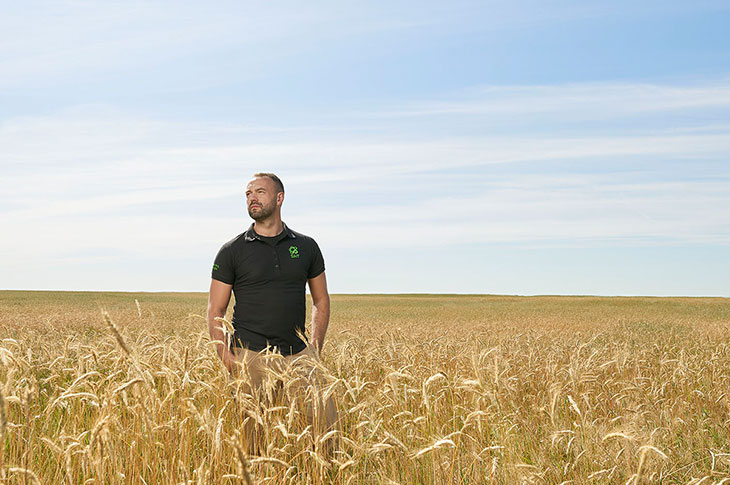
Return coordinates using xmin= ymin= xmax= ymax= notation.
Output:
xmin=253 ymin=217 xmax=284 ymax=237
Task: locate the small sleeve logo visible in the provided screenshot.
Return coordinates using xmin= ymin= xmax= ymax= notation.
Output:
xmin=212 ymin=264 xmax=220 ymax=271
xmin=288 ymin=246 xmax=299 ymax=259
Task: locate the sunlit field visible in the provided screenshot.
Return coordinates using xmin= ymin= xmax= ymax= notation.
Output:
xmin=1 ymin=291 xmax=729 ymax=484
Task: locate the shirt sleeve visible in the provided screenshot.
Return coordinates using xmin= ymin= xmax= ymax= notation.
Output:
xmin=211 ymin=244 xmax=235 ymax=285
xmin=307 ymin=239 xmax=325 ymax=279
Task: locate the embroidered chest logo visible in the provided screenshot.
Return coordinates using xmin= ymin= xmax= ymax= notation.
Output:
xmin=288 ymin=246 xmax=300 ymax=259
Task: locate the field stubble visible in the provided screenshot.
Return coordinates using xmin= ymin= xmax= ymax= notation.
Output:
xmin=0 ymin=291 xmax=729 ymax=484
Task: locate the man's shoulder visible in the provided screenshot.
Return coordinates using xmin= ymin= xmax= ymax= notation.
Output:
xmin=219 ymin=231 xmax=249 ymax=251
xmin=287 ymin=227 xmax=319 ymax=246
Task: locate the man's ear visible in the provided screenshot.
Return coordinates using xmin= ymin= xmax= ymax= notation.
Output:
xmin=277 ymin=192 xmax=284 ymax=206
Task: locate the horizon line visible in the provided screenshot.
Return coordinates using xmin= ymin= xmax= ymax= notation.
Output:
xmin=1 ymin=289 xmax=727 ymax=299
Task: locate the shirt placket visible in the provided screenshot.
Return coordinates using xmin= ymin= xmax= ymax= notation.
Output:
xmin=273 ymin=241 xmax=281 ymax=275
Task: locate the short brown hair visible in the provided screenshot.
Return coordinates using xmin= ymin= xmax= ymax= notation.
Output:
xmin=252 ymin=172 xmax=284 ymax=194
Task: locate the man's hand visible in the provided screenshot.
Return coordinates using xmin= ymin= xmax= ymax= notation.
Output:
xmin=221 ymin=349 xmax=238 ymax=374
xmin=308 ymin=272 xmax=330 ymax=355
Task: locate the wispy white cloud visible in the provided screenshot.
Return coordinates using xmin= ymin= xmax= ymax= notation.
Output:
xmin=6 ymin=0 xmax=725 ymax=93
xmin=374 ymin=80 xmax=730 ymax=120
xmin=3 ymin=172 xmax=728 ymax=277
xmin=298 ymin=178 xmax=730 ymax=248
xmin=3 ymin=113 xmax=729 ymax=219
xmin=1 ymin=76 xmax=729 ymax=292
xmin=0 ymin=1 xmax=527 ymax=91
xmin=0 ymin=2 xmax=328 ymax=89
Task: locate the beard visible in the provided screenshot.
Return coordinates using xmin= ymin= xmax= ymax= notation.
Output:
xmin=248 ymin=200 xmax=276 ymax=220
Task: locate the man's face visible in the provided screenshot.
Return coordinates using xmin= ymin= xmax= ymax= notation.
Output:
xmin=245 ymin=177 xmax=281 ymax=220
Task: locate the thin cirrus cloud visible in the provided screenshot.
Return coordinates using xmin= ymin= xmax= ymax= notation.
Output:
xmin=3 ymin=126 xmax=729 ymax=214
xmin=0 ymin=1 xmax=521 ymax=91
xmin=1 ymin=78 xmax=728 ymax=284
xmin=0 ymin=2 xmax=332 ymax=89
xmin=4 ymin=79 xmax=729 ymax=167
xmin=4 ymin=0 xmax=727 ymax=96
xmin=373 ymin=80 xmax=730 ymax=120
xmin=300 ymin=179 xmax=730 ymax=248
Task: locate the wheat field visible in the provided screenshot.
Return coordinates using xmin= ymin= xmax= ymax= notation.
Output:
xmin=0 ymin=291 xmax=729 ymax=484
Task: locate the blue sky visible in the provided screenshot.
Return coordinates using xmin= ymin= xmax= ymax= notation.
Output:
xmin=1 ymin=1 xmax=729 ymax=296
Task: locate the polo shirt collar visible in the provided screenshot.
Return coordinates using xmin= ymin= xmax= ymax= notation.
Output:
xmin=243 ymin=222 xmax=296 ymax=242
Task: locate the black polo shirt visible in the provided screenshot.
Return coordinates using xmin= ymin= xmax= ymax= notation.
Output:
xmin=211 ymin=223 xmax=325 ymax=355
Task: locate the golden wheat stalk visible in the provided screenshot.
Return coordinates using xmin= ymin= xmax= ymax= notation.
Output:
xmin=6 ymin=468 xmax=41 ymax=485
xmin=102 ymin=311 xmax=131 ymax=356
xmin=250 ymin=457 xmax=289 ymax=468
xmin=50 ymin=392 xmax=100 ymax=409
xmin=40 ymin=437 xmax=63 ymax=456
xmin=232 ymin=435 xmax=254 ymax=485
xmin=629 ymin=445 xmax=668 ymax=484
xmin=413 ymin=438 xmax=456 ymax=458
xmin=0 ymin=385 xmax=6 ymax=445
xmin=602 ymin=432 xmax=635 ymax=441
xmin=112 ymin=378 xmax=144 ymax=395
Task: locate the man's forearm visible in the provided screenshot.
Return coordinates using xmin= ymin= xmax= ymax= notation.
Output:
xmin=311 ymin=298 xmax=330 ymax=352
xmin=207 ymin=308 xmax=230 ymax=360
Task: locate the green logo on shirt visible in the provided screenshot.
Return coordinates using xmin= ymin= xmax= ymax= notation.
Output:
xmin=212 ymin=264 xmax=220 ymax=271
xmin=289 ymin=246 xmax=299 ymax=258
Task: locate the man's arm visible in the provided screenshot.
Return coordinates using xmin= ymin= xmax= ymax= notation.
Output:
xmin=308 ymin=271 xmax=330 ymax=355
xmin=207 ymin=279 xmax=236 ymax=372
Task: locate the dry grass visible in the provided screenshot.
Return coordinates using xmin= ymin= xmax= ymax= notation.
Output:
xmin=1 ymin=290 xmax=729 ymax=483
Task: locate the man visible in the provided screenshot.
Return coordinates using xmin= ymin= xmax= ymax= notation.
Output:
xmin=207 ymin=172 xmax=331 ymax=366
xmin=206 ymin=173 xmax=335 ymax=438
